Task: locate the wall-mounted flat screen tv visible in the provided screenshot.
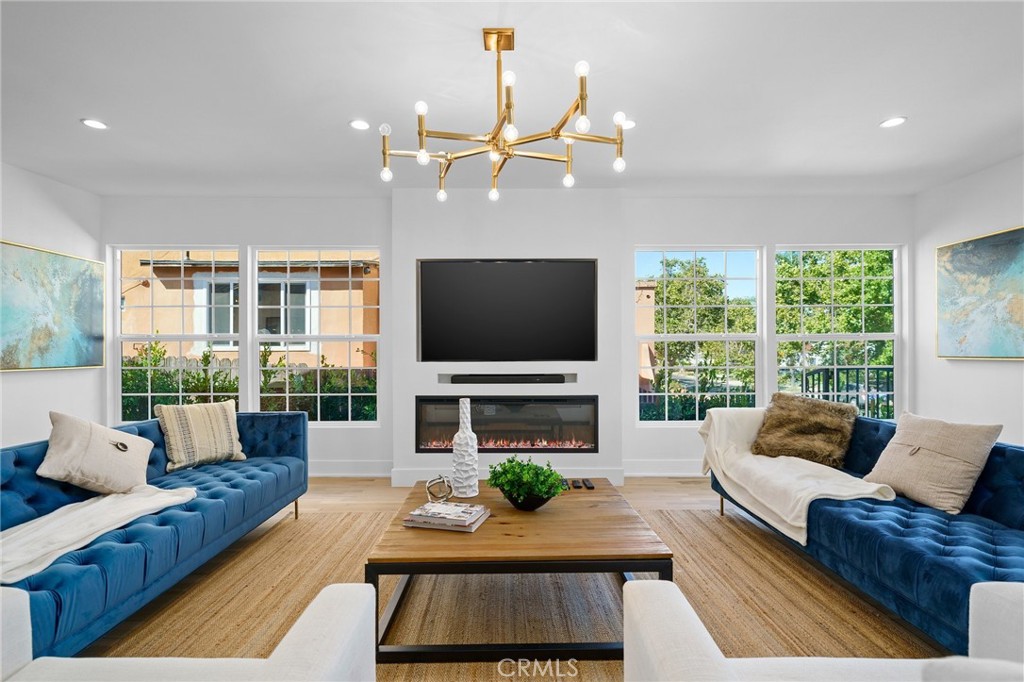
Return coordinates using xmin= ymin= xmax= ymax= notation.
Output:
xmin=418 ymin=259 xmax=597 ymax=362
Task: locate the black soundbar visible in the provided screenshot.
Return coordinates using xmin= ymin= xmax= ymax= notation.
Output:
xmin=450 ymin=374 xmax=566 ymax=384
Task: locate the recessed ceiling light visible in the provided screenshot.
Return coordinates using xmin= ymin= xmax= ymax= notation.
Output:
xmin=879 ymin=116 xmax=908 ymax=129
xmin=80 ymin=118 xmax=108 ymax=130
xmin=349 ymin=119 xmax=370 ymax=131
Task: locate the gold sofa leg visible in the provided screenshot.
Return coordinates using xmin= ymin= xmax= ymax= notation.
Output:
xmin=294 ymin=499 xmax=299 ymax=519
xmin=719 ymin=496 xmax=724 ymax=516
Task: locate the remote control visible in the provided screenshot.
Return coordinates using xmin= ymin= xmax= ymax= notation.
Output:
xmin=571 ymin=479 xmax=583 ymax=489
xmin=582 ymin=478 xmax=595 ymax=490
xmin=560 ymin=478 xmax=569 ymax=490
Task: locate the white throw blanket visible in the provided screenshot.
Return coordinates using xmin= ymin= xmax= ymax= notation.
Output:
xmin=1 ymin=485 xmax=197 ymax=584
xmin=699 ymin=407 xmax=895 ymax=545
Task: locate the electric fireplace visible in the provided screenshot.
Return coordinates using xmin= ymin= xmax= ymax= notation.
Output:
xmin=416 ymin=396 xmax=598 ymax=453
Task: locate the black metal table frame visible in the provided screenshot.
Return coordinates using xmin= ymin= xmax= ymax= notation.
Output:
xmin=365 ymin=558 xmax=673 ymax=663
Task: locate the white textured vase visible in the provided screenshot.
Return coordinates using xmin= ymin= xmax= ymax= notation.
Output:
xmin=451 ymin=398 xmax=479 ymax=498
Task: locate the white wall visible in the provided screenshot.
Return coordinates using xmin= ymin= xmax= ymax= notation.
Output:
xmin=912 ymin=156 xmax=1024 ymax=443
xmin=101 ymin=196 xmax=392 ymax=475
xmin=1 ymin=164 xmax=104 ymax=445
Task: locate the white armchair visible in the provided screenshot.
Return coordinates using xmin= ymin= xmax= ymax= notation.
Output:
xmin=1 ymin=584 xmax=376 ymax=681
xmin=624 ymin=580 xmax=1023 ymax=682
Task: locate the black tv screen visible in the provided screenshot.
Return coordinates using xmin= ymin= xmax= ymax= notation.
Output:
xmin=418 ymin=259 xmax=597 ymax=362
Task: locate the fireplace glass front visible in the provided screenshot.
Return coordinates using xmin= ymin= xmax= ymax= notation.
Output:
xmin=416 ymin=395 xmax=598 ymax=453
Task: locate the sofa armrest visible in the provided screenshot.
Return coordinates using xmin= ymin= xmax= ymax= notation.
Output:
xmin=698 ymin=407 xmax=766 ymax=475
xmin=266 ymin=583 xmax=376 ymax=681
xmin=970 ymin=582 xmax=1024 ymax=664
xmin=236 ymin=412 xmax=308 ymax=461
xmin=1 ymin=588 xmax=32 ymax=680
xmin=624 ymin=580 xmax=734 ymax=682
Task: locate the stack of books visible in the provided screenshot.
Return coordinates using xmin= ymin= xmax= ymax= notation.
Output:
xmin=403 ymin=501 xmax=490 ymax=533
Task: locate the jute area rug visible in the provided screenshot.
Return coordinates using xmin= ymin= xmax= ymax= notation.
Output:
xmin=85 ymin=508 xmax=946 ymax=681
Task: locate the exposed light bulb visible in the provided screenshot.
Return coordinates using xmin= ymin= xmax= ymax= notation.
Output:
xmin=563 ymin=137 xmax=574 ymax=145
xmin=378 ymin=123 xmax=392 ymax=136
xmin=503 ymin=124 xmax=519 ymax=142
xmin=488 ymin=188 xmax=500 ymax=202
xmin=575 ymin=115 xmax=591 ymax=134
xmin=349 ymin=119 xmax=370 ymax=130
xmin=489 ymin=150 xmax=501 ymax=162
xmin=562 ymin=173 xmax=575 ymax=188
xmin=414 ymin=101 xmax=429 ymax=116
xmin=436 ymin=189 xmax=448 ymax=202
xmin=612 ymin=111 xmax=627 ymax=126
xmin=416 ymin=149 xmax=430 ymax=165
xmin=502 ymin=70 xmax=517 ymax=87
xmin=379 ymin=168 xmax=393 ymax=182
xmin=80 ymin=118 xmax=108 ymax=130
xmin=622 ymin=120 xmax=636 ymax=130
xmin=613 ymin=157 xmax=626 ymax=173
xmin=574 ymin=60 xmax=590 ymax=78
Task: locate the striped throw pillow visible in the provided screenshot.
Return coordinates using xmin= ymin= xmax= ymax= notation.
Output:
xmin=155 ymin=401 xmax=246 ymax=473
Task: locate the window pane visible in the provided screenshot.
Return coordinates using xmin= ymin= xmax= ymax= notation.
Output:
xmin=864 ymin=306 xmax=894 ymax=333
xmin=665 ymin=307 xmax=695 ymax=334
xmin=802 ymin=251 xmax=831 ymax=278
xmin=667 ymin=395 xmax=695 ymax=421
xmin=775 ymin=251 xmax=801 ymax=279
xmin=864 ymin=279 xmax=894 ymax=305
xmin=834 ymin=306 xmax=863 ymax=333
xmin=664 ymin=252 xmax=694 ymax=278
xmin=726 ymin=279 xmax=756 ymax=303
xmin=832 ymin=250 xmax=862 ymax=278
xmin=696 ymin=307 xmax=725 ymax=334
xmin=696 ymin=252 xmax=725 ymax=277
xmin=695 ymin=279 xmax=726 ymax=307
xmin=635 ymin=251 xmax=663 ymax=279
xmin=662 ymin=281 xmax=695 ymax=306
xmin=726 ymin=306 xmax=756 ymax=333
xmin=726 ymin=251 xmax=757 ymax=279
xmin=351 ymin=396 xmax=377 ymax=421
xmin=864 ymin=250 xmax=894 ymax=277
xmin=776 ymin=306 xmax=800 ymax=334
xmin=776 ymin=279 xmax=800 ymax=305
xmin=639 ymin=395 xmax=666 ymax=421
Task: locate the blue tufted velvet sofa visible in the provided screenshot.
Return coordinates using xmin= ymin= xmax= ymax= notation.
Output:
xmin=711 ymin=415 xmax=1024 ymax=655
xmin=0 ymin=411 xmax=308 ymax=659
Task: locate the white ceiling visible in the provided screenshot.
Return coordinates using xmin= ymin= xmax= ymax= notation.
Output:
xmin=2 ymin=1 xmax=1022 ymax=197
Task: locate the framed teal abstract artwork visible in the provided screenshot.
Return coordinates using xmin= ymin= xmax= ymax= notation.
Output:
xmin=936 ymin=226 xmax=1023 ymax=359
xmin=1 ymin=240 xmax=105 ymax=370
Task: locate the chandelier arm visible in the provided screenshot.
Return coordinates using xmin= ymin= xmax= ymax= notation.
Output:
xmin=389 ymin=150 xmax=448 ymax=160
xmin=561 ymin=132 xmax=618 ymax=145
xmin=448 ymin=145 xmax=492 ymax=161
xmin=510 ymin=150 xmax=568 ymax=163
xmin=505 ymin=131 xmax=554 ymax=147
xmin=426 ymin=130 xmax=490 ymax=143
xmin=439 ymin=160 xmax=452 ymax=181
xmin=487 ymin=111 xmax=508 ymax=144
xmin=551 ymin=100 xmax=581 ymax=136
xmin=492 ymin=156 xmax=509 ymax=178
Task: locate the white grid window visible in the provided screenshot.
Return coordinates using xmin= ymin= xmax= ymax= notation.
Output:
xmin=255 ymin=249 xmax=379 ymax=422
xmin=636 ymin=249 xmax=759 ymax=421
xmin=774 ymin=249 xmax=898 ymax=418
xmin=118 ymin=249 xmax=240 ymax=420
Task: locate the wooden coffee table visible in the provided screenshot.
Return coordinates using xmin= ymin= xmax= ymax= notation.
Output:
xmin=364 ymin=479 xmax=673 ymax=663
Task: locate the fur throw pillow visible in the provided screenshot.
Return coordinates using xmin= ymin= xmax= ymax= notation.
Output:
xmin=750 ymin=393 xmax=858 ymax=468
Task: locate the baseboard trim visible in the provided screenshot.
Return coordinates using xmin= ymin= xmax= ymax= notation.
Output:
xmin=308 ymin=459 xmax=392 ymax=477
xmin=623 ymin=459 xmax=707 ymax=477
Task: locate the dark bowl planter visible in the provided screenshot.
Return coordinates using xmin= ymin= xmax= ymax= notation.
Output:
xmin=503 ymin=492 xmax=554 ymax=511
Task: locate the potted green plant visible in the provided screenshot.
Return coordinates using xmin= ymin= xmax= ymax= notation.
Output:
xmin=487 ymin=454 xmax=564 ymax=511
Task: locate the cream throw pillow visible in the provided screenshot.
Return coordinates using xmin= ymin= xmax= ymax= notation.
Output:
xmin=37 ymin=412 xmax=153 ymax=494
xmin=155 ymin=401 xmax=245 ymax=473
xmin=863 ymin=413 xmax=1002 ymax=514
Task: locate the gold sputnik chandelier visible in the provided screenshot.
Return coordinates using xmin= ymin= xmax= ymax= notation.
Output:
xmin=378 ymin=27 xmax=633 ymax=202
